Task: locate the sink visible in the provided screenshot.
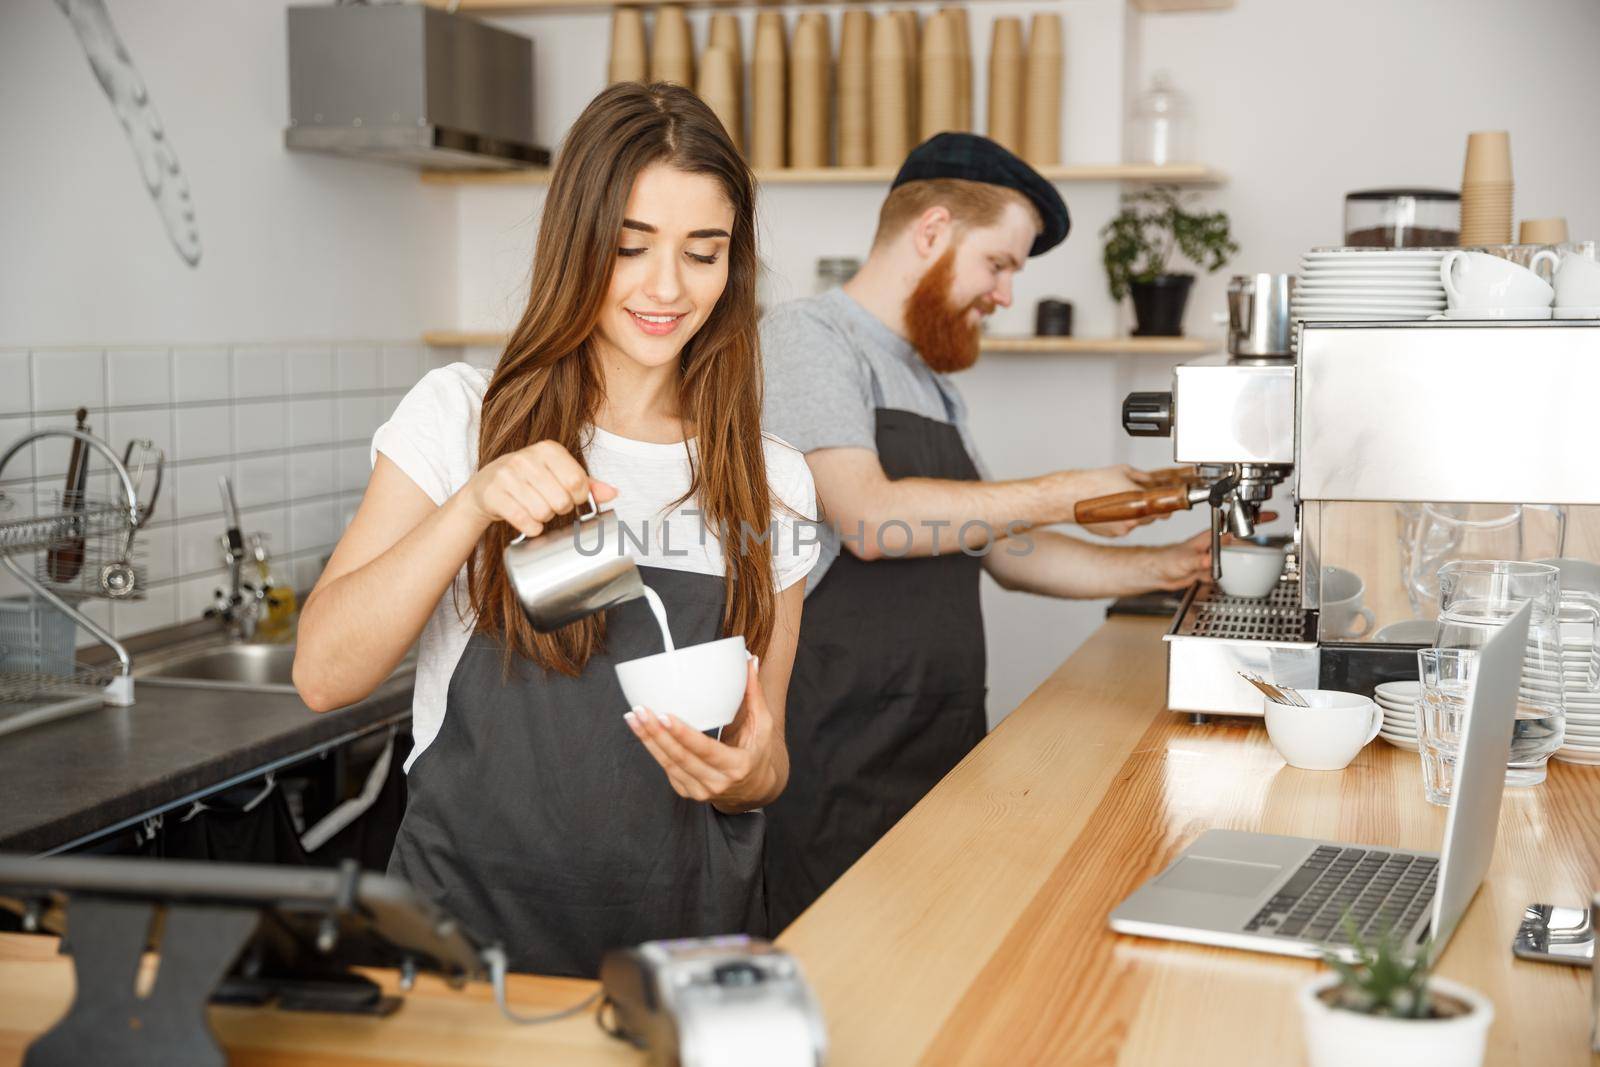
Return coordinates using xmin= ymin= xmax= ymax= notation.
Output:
xmin=138 ymin=644 xmax=411 ymax=695
xmin=138 ymin=644 xmax=300 ymax=692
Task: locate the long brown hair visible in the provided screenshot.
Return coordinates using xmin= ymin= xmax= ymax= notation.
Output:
xmin=469 ymin=82 xmax=774 ymax=676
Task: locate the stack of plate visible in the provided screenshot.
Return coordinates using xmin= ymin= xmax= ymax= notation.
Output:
xmin=1374 ymin=680 xmax=1421 ymax=752
xmin=1548 ymin=630 xmax=1600 ymax=767
xmin=1293 ymin=249 xmax=1448 ymax=336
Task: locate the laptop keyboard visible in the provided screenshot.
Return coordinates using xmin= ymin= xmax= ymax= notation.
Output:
xmin=1243 ymin=847 xmax=1438 ymax=944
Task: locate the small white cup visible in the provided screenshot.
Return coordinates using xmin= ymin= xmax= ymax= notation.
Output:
xmin=1218 ymin=543 xmax=1287 ymax=598
xmin=615 ymin=636 xmax=749 ymax=732
xmin=1320 ymin=566 xmax=1375 ymax=638
xmin=1264 ymin=691 xmax=1382 ymax=771
xmin=1553 ymin=252 xmax=1600 ymax=308
xmin=1440 ymin=250 xmax=1555 ymax=310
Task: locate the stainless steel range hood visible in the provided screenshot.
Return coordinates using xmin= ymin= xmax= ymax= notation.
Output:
xmin=285 ymin=3 xmax=549 ymax=171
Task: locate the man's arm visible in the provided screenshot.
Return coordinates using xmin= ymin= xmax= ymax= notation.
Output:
xmin=805 ymin=447 xmax=1158 ymax=560
xmin=980 ymin=527 xmax=1212 ymax=598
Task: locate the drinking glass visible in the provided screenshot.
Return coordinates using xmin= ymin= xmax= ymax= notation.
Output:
xmin=1417 ymin=646 xmax=1565 ymax=799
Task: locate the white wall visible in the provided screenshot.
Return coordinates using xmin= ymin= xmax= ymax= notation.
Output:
xmin=0 ymin=0 xmax=458 ymax=346
xmin=449 ymin=0 xmax=1600 ymax=723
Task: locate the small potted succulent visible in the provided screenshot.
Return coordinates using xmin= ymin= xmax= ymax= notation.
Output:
xmin=1300 ymin=921 xmax=1493 ymax=1067
xmin=1099 ymin=185 xmax=1237 ymax=337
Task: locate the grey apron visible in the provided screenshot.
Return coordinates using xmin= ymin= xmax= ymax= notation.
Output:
xmin=389 ymin=566 xmax=765 ymax=977
xmin=763 ymin=404 xmax=988 ymax=934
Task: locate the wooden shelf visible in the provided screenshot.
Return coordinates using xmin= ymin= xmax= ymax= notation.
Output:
xmin=422 ymin=162 xmax=1225 ymax=187
xmin=980 ymin=335 xmax=1217 ymax=355
xmin=434 ymin=0 xmax=1233 ymax=12
xmin=421 ymin=331 xmax=1219 ymax=355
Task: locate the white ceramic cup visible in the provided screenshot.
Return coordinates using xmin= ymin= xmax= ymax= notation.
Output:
xmin=1218 ymin=543 xmax=1287 ymax=598
xmin=1553 ymin=252 xmax=1600 ymax=308
xmin=1439 ymin=250 xmax=1556 ymax=309
xmin=1320 ymin=566 xmax=1375 ymax=638
xmin=1264 ymin=691 xmax=1382 ymax=771
xmin=615 ymin=636 xmax=749 ymax=732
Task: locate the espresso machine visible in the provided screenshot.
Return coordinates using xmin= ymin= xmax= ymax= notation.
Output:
xmin=1079 ymin=302 xmax=1600 ymax=720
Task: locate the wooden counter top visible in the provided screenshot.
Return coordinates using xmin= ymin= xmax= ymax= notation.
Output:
xmin=3 ymin=617 xmax=1597 ymax=1064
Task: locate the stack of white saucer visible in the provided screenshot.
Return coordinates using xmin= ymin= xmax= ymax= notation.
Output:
xmin=1374 ymin=680 xmax=1422 ymax=751
xmin=1293 ymin=250 xmax=1448 ymax=342
xmin=1544 ymin=628 xmax=1600 ymax=766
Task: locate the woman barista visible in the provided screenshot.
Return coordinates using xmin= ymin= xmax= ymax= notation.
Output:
xmin=292 ymin=84 xmax=817 ymax=977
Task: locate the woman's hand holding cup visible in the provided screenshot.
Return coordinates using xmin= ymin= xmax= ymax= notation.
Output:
xmin=461 ymin=440 xmax=618 ymax=538
xmin=624 ymin=655 xmax=785 ymax=814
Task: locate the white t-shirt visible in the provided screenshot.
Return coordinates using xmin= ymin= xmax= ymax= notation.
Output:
xmin=372 ymin=363 xmax=819 ymax=771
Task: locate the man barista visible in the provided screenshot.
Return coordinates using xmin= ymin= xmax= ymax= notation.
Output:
xmin=759 ymin=133 xmax=1211 ymax=932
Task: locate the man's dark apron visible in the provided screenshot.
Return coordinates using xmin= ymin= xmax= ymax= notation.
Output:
xmin=389 ymin=567 xmax=764 ymax=977
xmin=763 ymin=395 xmax=988 ymax=934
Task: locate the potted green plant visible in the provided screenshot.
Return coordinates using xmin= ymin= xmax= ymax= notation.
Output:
xmin=1099 ymin=186 xmax=1237 ymax=337
xmin=1299 ymin=921 xmax=1492 ymax=1067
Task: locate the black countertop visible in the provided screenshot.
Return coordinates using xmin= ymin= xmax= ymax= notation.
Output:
xmin=0 ymin=675 xmax=412 ymax=854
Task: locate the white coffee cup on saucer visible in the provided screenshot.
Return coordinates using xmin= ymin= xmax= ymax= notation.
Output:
xmin=615 ymin=636 xmax=749 ymax=732
xmin=1320 ymin=566 xmax=1375 ymax=638
xmin=1264 ymin=691 xmax=1382 ymax=771
xmin=1440 ymin=250 xmax=1555 ymax=310
xmin=1553 ymin=252 xmax=1600 ymax=307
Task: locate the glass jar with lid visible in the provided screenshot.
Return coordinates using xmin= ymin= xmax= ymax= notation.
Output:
xmin=1343 ymin=188 xmax=1460 ymax=248
xmin=1126 ymin=72 xmax=1191 ymax=166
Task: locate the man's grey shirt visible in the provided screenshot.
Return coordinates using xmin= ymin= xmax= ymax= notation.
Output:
xmin=760 ymin=287 xmax=989 ymax=593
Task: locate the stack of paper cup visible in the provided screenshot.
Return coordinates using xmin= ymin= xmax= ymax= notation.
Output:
xmin=1519 ymin=217 xmax=1569 ymax=245
xmin=1460 ymin=131 xmax=1513 ymax=246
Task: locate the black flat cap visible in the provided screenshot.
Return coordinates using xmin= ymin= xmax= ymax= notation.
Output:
xmin=891 ymin=132 xmax=1070 ymax=257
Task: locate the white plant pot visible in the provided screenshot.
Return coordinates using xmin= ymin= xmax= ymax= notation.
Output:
xmin=1299 ymin=973 xmax=1493 ymax=1067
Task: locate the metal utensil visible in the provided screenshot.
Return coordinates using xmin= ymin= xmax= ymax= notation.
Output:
xmin=503 ymin=493 xmax=644 ymax=632
xmin=1239 ymin=671 xmax=1309 ymax=707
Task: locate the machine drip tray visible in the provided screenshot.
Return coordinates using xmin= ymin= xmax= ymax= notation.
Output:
xmin=1173 ymin=582 xmax=1315 ymax=644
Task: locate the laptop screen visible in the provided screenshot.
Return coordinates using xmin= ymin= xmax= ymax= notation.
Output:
xmin=1427 ymin=599 xmax=1532 ymax=957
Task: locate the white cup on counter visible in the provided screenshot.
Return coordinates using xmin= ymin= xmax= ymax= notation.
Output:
xmin=1439 ymin=250 xmax=1555 ymax=312
xmin=1320 ymin=566 xmax=1375 ymax=639
xmin=1264 ymin=691 xmax=1382 ymax=771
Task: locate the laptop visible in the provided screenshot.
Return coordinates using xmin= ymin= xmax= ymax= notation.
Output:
xmin=1110 ymin=600 xmax=1531 ymax=962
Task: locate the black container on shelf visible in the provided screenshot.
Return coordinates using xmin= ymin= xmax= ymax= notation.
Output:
xmin=1035 ymin=298 xmax=1074 ymax=336
xmin=1129 ymin=273 xmax=1193 ymax=336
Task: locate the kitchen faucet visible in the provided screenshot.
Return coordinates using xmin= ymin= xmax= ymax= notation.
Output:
xmin=205 ymin=476 xmax=272 ymax=642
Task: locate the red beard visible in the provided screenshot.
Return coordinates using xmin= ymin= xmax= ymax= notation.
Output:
xmin=904 ymin=248 xmax=995 ymax=374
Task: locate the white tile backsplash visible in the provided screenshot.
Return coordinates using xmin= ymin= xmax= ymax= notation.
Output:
xmin=112 ymin=583 xmax=178 ymax=639
xmin=233 ymin=400 xmax=286 ymax=454
xmin=0 ymin=414 xmax=32 ymax=482
xmin=174 ymin=347 xmax=231 ymax=403
xmin=0 ymin=351 xmax=30 ymax=414
xmin=32 ymin=350 xmax=104 ymax=412
xmin=382 ymin=344 xmax=424 ymax=390
xmin=234 ymin=454 xmax=288 ymax=509
xmin=107 ymin=349 xmax=172 ymax=407
xmin=175 ymin=516 xmax=225 ymax=576
xmin=175 ymin=404 xmax=233 ymax=460
xmin=287 ymin=346 xmax=335 ymax=395
xmin=173 ymin=459 xmax=233 ymax=520
xmin=9 ymin=339 xmax=431 ymax=616
xmin=108 ymin=408 xmax=174 ymax=456
xmin=290 ymin=498 xmax=338 ymax=555
xmin=338 ymin=444 xmax=371 ymax=492
xmin=336 ymin=394 xmax=382 ymax=444
xmin=289 ymin=398 xmax=336 ymax=447
xmin=335 ymin=346 xmax=381 ymax=391
xmin=290 ymin=447 xmax=337 ymax=499
xmin=233 ymin=348 xmax=285 ymax=398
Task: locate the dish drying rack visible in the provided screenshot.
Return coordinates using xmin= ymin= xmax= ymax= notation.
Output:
xmin=0 ymin=429 xmax=164 ymax=708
